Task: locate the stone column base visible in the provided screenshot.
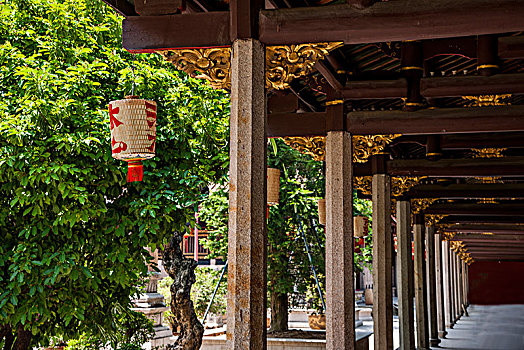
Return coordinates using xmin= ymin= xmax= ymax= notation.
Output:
xmin=430 ymin=337 xmax=441 ymax=346
xmin=438 ymin=330 xmax=448 ymax=338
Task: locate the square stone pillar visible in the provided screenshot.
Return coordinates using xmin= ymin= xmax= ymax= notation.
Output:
xmin=442 ymin=240 xmax=453 ymax=328
xmin=425 ymin=225 xmax=440 ymax=347
xmin=372 ymin=158 xmax=392 ymax=350
xmin=227 ymin=38 xmax=267 ymax=350
xmin=435 ymin=232 xmax=447 ymax=338
xmin=325 ymin=130 xmax=354 ymax=350
xmin=413 ymin=214 xmax=429 ymax=350
xmin=396 ymin=200 xmax=415 ymax=350
xmin=453 ymin=252 xmax=461 ymax=320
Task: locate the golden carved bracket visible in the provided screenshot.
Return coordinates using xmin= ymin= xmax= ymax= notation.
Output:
xmin=462 ymin=94 xmax=511 ymax=107
xmin=440 ymin=227 xmax=454 ymax=240
xmin=391 ymin=176 xmax=426 ymax=197
xmin=353 ymin=135 xmax=401 ymax=163
xmin=159 ymin=42 xmax=343 ymax=91
xmin=471 ymin=148 xmax=506 ymax=158
xmin=354 ymin=176 xmax=372 ymax=196
xmin=352 ymin=176 xmax=425 ymax=198
xmin=425 ymin=214 xmax=448 ymax=227
xmin=449 ymin=240 xmax=474 ymax=264
xmin=282 ymin=136 xmax=326 ymax=161
xmin=411 ymin=198 xmax=438 ymax=214
xmin=266 ymin=42 xmax=343 ymax=90
xmin=159 ymin=48 xmax=232 ymax=90
xmin=282 ymin=134 xmax=401 ymax=163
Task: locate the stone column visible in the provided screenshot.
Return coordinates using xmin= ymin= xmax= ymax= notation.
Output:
xmin=426 ymin=225 xmax=440 ymax=347
xmin=413 ymin=214 xmax=429 ymax=350
xmin=465 ymin=262 xmax=469 ymax=306
xmin=325 ymin=131 xmax=354 ymax=350
xmin=396 ymin=200 xmax=415 ymax=350
xmin=372 ymin=155 xmax=393 ymax=350
xmin=442 ymin=240 xmax=453 ymax=328
xmin=435 ymin=232 xmax=447 ymax=338
xmin=450 ymin=249 xmax=456 ymax=323
xmin=453 ymin=253 xmax=461 ymax=320
xmin=227 ymin=38 xmax=267 ymax=350
xmin=457 ymin=256 xmax=466 ymax=315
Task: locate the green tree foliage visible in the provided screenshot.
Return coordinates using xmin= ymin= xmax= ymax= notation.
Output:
xmin=0 ymin=0 xmax=229 ymax=348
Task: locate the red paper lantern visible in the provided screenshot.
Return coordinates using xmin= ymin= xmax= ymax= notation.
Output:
xmin=109 ymin=96 xmax=157 ymax=182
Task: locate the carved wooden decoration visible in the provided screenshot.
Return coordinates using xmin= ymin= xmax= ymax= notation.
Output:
xmin=160 ymin=42 xmax=343 ymax=91
xmin=160 ymin=48 xmax=232 ymax=90
xmin=282 ymin=134 xmax=401 ymax=163
xmin=462 ymin=94 xmax=511 ymax=107
xmin=265 ymin=42 xmax=343 ymax=90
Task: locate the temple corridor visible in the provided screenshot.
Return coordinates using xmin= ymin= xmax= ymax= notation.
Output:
xmin=434 ymin=305 xmax=524 ymax=350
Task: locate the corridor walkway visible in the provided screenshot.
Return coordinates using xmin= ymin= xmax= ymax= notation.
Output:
xmin=436 ymin=304 xmax=524 ymax=350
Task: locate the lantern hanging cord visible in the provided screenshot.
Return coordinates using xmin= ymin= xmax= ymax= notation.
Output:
xmin=130 ymin=54 xmax=136 ymax=95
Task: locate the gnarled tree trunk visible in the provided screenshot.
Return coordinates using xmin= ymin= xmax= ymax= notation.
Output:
xmin=12 ymin=326 xmax=31 ymax=350
xmin=269 ymin=290 xmax=288 ymax=332
xmin=163 ymin=233 xmax=204 ymax=350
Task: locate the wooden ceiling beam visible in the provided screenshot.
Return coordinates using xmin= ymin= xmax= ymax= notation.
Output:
xmin=352 ymin=157 xmax=524 ymax=177
xmin=259 ymin=1 xmax=524 ymax=45
xmin=347 ymin=105 xmax=524 ymax=135
xmin=387 ymin=157 xmax=524 ymax=177
xmin=473 ymin=256 xmax=524 ymax=261
xmin=123 ymin=12 xmax=231 ymax=52
xmin=440 ymin=216 xmax=524 ymax=225
xmin=268 ymin=106 xmax=524 ymax=138
xmin=342 ymin=73 xmax=524 ymax=99
xmin=268 ymin=112 xmax=326 ymax=137
xmin=444 ymin=225 xmax=524 ymax=234
xmin=120 ymin=2 xmax=524 ymax=51
xmin=404 ymin=184 xmax=524 ymax=199
xmin=465 ymin=242 xmax=524 ymax=248
xmin=448 ymin=233 xmax=524 ymax=241
xmin=440 ymin=132 xmax=524 ymax=150
xmin=426 ymin=203 xmax=524 ymax=216
xmin=420 ymin=74 xmax=524 ymax=98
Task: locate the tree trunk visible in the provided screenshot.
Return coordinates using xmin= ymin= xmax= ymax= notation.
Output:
xmin=163 ymin=233 xmax=204 ymax=350
xmin=12 ymin=326 xmax=31 ymax=350
xmin=269 ymin=290 xmax=288 ymax=332
xmin=2 ymin=325 xmax=15 ymax=350
xmin=0 ymin=325 xmax=7 ymax=345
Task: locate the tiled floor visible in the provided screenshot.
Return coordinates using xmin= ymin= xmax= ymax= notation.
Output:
xmin=436 ymin=304 xmax=524 ymax=350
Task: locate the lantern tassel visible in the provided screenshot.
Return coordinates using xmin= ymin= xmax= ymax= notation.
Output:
xmin=127 ymin=160 xmax=143 ymax=182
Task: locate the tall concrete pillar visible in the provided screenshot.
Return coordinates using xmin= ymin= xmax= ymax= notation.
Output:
xmin=435 ymin=232 xmax=447 ymax=338
xmin=442 ymin=240 xmax=453 ymax=328
xmin=413 ymin=214 xmax=429 ymax=350
xmin=227 ymin=38 xmax=267 ymax=350
xmin=396 ymin=200 xmax=415 ymax=350
xmin=372 ymin=155 xmax=393 ymax=350
xmin=426 ymin=225 xmax=440 ymax=347
xmin=325 ymin=130 xmax=354 ymax=350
